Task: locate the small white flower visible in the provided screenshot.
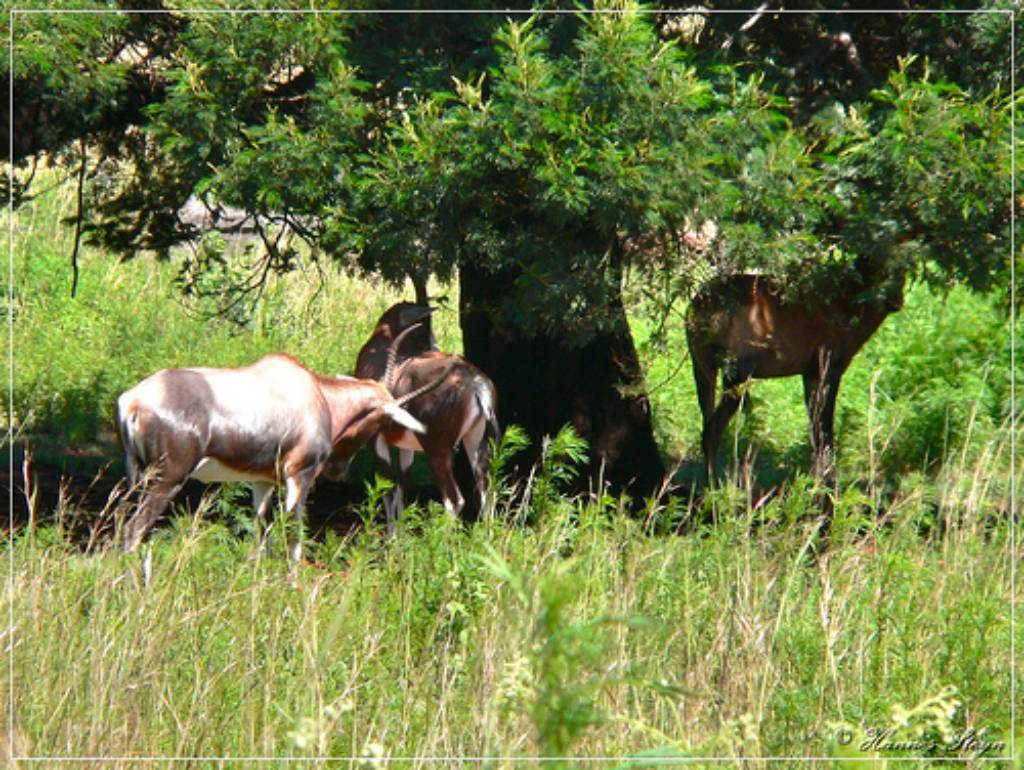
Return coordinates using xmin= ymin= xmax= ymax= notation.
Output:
xmin=358 ymin=741 xmax=387 ymax=769
xmin=286 ymin=717 xmax=318 ymax=752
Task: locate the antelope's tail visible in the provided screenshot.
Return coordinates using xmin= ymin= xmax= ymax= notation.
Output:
xmin=476 ymin=377 xmax=501 ymax=459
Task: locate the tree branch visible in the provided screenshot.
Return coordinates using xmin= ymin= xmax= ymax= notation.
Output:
xmin=69 ymin=136 xmax=88 ymax=298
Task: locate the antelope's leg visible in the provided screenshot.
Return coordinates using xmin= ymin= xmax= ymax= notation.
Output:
xmin=374 ymin=435 xmax=398 ymax=535
xmin=123 ymin=429 xmax=200 ymax=550
xmin=393 ymin=449 xmax=415 ymax=528
xmin=123 ymin=477 xmax=185 ymax=552
xmin=689 ymin=335 xmax=719 ymax=481
xmin=462 ymin=416 xmax=490 ymax=513
xmin=425 ymin=445 xmax=464 ymax=518
xmin=703 ymin=394 xmax=742 ymax=484
xmin=802 ymin=371 xmax=836 ymax=535
xmin=802 ymin=349 xmax=844 ymax=489
xmin=703 ymin=357 xmax=757 ymax=483
xmin=283 ymin=468 xmax=316 ymax=564
xmin=251 ymin=482 xmax=275 ymax=555
xmin=691 ymin=350 xmax=717 ymax=428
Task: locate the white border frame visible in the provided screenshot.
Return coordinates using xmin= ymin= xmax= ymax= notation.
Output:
xmin=5 ymin=5 xmax=1017 ymax=765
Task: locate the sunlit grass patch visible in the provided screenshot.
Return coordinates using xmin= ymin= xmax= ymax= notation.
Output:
xmin=3 ymin=426 xmax=1016 ymax=763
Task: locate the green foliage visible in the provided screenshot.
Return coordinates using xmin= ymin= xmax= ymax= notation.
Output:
xmin=532 ymin=426 xmax=589 ymax=523
xmin=347 ymin=10 xmax=1011 ymax=345
xmin=5 ymin=172 xmax=463 ymax=446
xmin=90 ymin=11 xmax=366 ymax=259
xmin=357 ymin=9 xmax=761 ymax=341
xmin=9 ymin=6 xmax=1012 ymax=338
xmin=5 ymin=12 xmax=1017 ymax=763
xmin=814 ymin=58 xmax=1012 ymax=295
xmin=477 ymin=548 xmax=610 ymax=763
xmin=826 ymin=684 xmax=1007 ymax=765
xmin=5 ymin=457 xmax=1014 ymax=761
xmin=6 ymin=4 xmax=142 ymax=174
xmin=862 ymin=284 xmax=1013 ymax=476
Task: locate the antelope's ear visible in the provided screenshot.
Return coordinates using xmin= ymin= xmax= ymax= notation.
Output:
xmin=381 ymin=402 xmax=427 ymax=434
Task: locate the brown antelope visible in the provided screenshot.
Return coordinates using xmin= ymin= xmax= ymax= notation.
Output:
xmin=115 ymin=352 xmax=444 ymax=561
xmin=686 ymin=272 xmax=904 ymax=487
xmin=355 ymin=302 xmax=500 ymax=532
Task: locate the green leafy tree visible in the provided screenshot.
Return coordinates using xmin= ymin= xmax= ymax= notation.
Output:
xmin=5 ymin=2 xmax=1014 ymax=498
xmin=350 ymin=12 xmax=739 ymax=490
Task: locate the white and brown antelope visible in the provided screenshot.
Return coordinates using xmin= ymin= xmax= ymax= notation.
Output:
xmin=115 ymin=351 xmax=446 ymax=561
xmin=355 ymin=302 xmax=500 ymax=532
xmin=687 ymin=272 xmax=904 ymax=487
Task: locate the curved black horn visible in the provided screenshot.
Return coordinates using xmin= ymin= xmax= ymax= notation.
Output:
xmin=384 ymin=322 xmax=423 ymax=391
xmin=395 ymin=355 xmax=458 ymax=407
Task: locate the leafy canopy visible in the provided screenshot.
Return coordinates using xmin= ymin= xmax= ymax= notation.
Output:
xmin=8 ymin=5 xmax=1015 ymax=332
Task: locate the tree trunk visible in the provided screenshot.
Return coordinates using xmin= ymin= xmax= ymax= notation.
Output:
xmin=459 ymin=262 xmax=665 ymax=501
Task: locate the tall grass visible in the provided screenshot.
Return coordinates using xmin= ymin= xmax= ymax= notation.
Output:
xmin=2 ymin=427 xmax=1017 ymax=767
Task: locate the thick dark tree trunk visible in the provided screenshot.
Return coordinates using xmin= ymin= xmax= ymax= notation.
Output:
xmin=459 ymin=262 xmax=665 ymax=501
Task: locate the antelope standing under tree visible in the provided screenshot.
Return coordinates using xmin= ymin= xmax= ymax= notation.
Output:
xmin=356 ymin=302 xmax=501 ymax=533
xmin=686 ymin=270 xmax=905 ymax=489
xmin=115 ymin=349 xmax=450 ymax=561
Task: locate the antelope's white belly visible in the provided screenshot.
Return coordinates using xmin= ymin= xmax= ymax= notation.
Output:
xmin=190 ymin=457 xmax=271 ymax=484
